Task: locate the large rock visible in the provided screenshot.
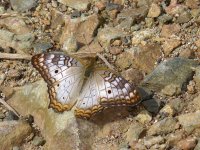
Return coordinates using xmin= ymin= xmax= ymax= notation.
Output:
xmin=0 ymin=120 xmax=32 ymax=150
xmin=7 ymin=80 xmax=81 ymax=150
xmin=141 ymin=58 xmax=198 ymax=95
xmin=7 ymin=80 xmax=142 ymax=149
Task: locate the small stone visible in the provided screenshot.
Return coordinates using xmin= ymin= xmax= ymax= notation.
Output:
xmin=147 ymin=117 xmax=178 ymax=136
xmin=167 ymin=131 xmax=185 ymax=147
xmin=135 ymin=110 xmax=152 ymax=124
xmin=187 ymin=80 xmax=196 ymax=94
xmin=159 ymin=105 xmax=175 ymax=117
xmin=147 ymin=3 xmax=161 ymax=18
xmin=0 ymin=6 xmax=5 ymax=14
xmin=32 ymin=136 xmax=45 ymax=146
xmin=109 ymin=47 xmax=122 ymax=55
xmin=33 ymin=41 xmax=53 ymax=54
xmin=12 ymin=146 xmax=20 ymax=150
xmin=194 ymin=66 xmax=200 ymax=90
xmin=50 ymin=9 xmax=65 ymax=29
xmin=115 ymin=51 xmax=133 ymax=69
xmin=143 ymin=136 xmax=165 ymax=148
xmin=179 ymin=49 xmax=195 ymax=59
xmin=178 ymin=111 xmax=200 ymax=133
xmin=0 ymin=112 xmax=5 ymax=119
xmin=4 ymin=111 xmax=19 ymax=121
xmin=111 ymin=39 xmax=122 ymax=46
xmin=71 ymin=11 xmax=81 ymax=19
xmin=158 ymin=14 xmax=173 ymax=24
xmin=162 ymin=38 xmax=181 ymax=55
xmin=10 ymin=0 xmax=38 ymax=12
xmin=121 ymin=68 xmax=143 ymax=85
xmin=195 ymin=39 xmax=200 ymax=48
xmin=168 ymin=98 xmax=185 ymax=114
xmin=52 ymin=0 xmax=58 ymax=7
xmin=176 ymin=137 xmax=197 ymax=150
xmin=126 ymin=121 xmax=144 ymax=143
xmin=106 ymin=3 xmax=121 ymax=11
xmin=161 ymin=84 xmax=181 ymax=96
xmin=58 ymin=0 xmax=90 ymax=11
xmin=62 ymin=36 xmax=78 ymax=53
xmin=186 ymin=0 xmax=200 ymax=9
xmin=176 ymin=11 xmax=192 ymax=24
xmin=95 ymin=1 xmax=106 ymax=11
xmin=161 ymin=24 xmax=181 ymax=38
xmin=145 ymin=18 xmax=154 ymax=28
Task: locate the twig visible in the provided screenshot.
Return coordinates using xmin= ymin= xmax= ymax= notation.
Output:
xmin=0 ymin=97 xmax=20 ymax=118
xmin=0 ymin=53 xmax=31 ymax=60
xmin=96 ymin=52 xmax=115 ymax=71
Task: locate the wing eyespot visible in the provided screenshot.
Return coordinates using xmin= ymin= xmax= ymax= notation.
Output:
xmin=108 ymin=90 xmax=111 ymax=94
xmin=55 ymin=70 xmax=58 ymax=73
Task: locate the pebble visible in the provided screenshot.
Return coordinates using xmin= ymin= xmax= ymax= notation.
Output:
xmin=12 ymin=146 xmax=20 ymax=150
xmin=147 ymin=117 xmax=178 ymax=136
xmin=135 ymin=110 xmax=152 ymax=124
xmin=147 ymin=3 xmax=161 ymax=18
xmin=0 ymin=111 xmax=5 ymax=119
xmin=32 ymin=136 xmax=46 ymax=146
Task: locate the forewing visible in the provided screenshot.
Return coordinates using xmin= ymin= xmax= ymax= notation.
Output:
xmin=32 ymin=53 xmax=85 ymax=111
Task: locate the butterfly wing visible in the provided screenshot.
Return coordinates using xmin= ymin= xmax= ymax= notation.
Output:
xmin=32 ymin=53 xmax=85 ymax=112
xmin=74 ymin=69 xmax=140 ymax=118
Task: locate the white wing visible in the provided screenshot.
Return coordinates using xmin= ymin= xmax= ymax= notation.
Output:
xmin=32 ymin=52 xmax=85 ymax=111
xmin=74 ymin=69 xmax=140 ymax=118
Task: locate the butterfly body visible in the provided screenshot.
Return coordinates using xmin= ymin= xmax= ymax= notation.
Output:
xmin=32 ymin=52 xmax=141 ymax=118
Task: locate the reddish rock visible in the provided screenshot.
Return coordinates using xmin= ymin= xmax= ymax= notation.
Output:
xmin=161 ymin=24 xmax=181 ymax=38
xmin=60 ymin=14 xmax=102 ymax=46
xmin=95 ymin=1 xmax=106 ymax=11
xmin=130 ymin=43 xmax=162 ymax=74
xmin=163 ymin=38 xmax=181 ymax=55
xmin=109 ymin=46 xmax=122 ymax=55
xmin=186 ymin=0 xmax=200 ymax=9
xmin=176 ymin=137 xmax=197 ymax=150
xmin=179 ymin=49 xmax=195 ymax=59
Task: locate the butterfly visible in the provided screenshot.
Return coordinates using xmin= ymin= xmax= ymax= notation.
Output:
xmin=31 ymin=52 xmax=141 ymax=119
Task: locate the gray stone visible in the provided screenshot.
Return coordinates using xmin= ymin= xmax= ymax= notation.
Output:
xmin=142 ymin=98 xmax=160 ymax=114
xmin=176 ymin=11 xmax=192 ymax=24
xmin=58 ymin=0 xmax=90 ymax=11
xmin=0 ymin=29 xmax=35 ymax=53
xmin=168 ymin=98 xmax=185 ymax=113
xmin=33 ymin=41 xmax=53 ymax=53
xmin=0 ymin=120 xmax=32 ymax=150
xmin=141 ymin=58 xmax=198 ymax=95
xmin=117 ymin=7 xmax=148 ymax=23
xmin=148 ymin=117 xmax=178 ymax=136
xmin=10 ymin=0 xmax=38 ymax=12
xmin=194 ymin=66 xmax=200 ymax=90
xmin=158 ymin=14 xmax=173 ymax=24
xmin=32 ymin=136 xmax=45 ymax=146
xmin=178 ymin=111 xmax=200 ymax=133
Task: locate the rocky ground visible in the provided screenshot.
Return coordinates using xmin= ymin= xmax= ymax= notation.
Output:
xmin=0 ymin=0 xmax=200 ymax=150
